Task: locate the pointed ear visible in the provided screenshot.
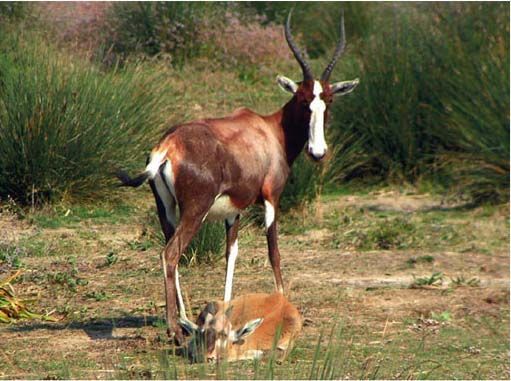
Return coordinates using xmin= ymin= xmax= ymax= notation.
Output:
xmin=178 ymin=318 xmax=199 ymax=336
xmin=331 ymin=78 xmax=360 ymax=96
xmin=277 ymin=76 xmax=299 ymax=94
xmin=233 ymin=318 xmax=264 ymax=343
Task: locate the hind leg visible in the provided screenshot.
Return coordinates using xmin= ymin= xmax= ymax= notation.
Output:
xmin=150 ymin=175 xmax=188 ymax=323
xmin=149 ymin=175 xmax=176 ymax=242
xmin=162 ymin=201 xmax=213 ymax=345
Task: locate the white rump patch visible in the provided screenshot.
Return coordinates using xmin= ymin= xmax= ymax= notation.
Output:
xmin=146 ymin=150 xmax=167 ymax=178
xmin=264 ymin=200 xmax=275 ymax=231
xmin=308 ymin=81 xmax=327 ymax=158
xmin=162 ymin=160 xmax=176 ymax=199
xmin=224 ymin=239 xmax=239 ymax=302
xmin=204 ymin=195 xmax=241 ymax=222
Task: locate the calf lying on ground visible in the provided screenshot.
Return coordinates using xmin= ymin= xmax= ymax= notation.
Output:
xmin=179 ymin=293 xmax=302 ymax=362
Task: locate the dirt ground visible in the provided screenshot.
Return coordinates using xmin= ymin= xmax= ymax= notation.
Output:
xmin=0 ymin=191 xmax=509 ymax=379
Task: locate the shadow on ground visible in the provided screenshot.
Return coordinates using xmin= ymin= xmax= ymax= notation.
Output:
xmin=4 ymin=315 xmax=160 ymax=340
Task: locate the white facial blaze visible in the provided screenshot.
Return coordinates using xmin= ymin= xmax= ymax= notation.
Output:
xmin=308 ymin=81 xmax=327 ymax=158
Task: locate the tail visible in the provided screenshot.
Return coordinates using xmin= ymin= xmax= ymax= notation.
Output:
xmin=117 ymin=150 xmax=167 ymax=188
xmin=116 ymin=170 xmax=150 ymax=188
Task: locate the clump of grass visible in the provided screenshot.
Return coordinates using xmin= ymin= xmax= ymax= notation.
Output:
xmin=46 ymin=257 xmax=88 ymax=292
xmin=0 ymin=243 xmax=24 ymax=271
xmin=141 ymin=208 xmax=225 ymax=266
xmin=450 ymin=276 xmax=480 ymax=288
xmin=406 ymin=255 xmax=435 ymax=268
xmin=411 ymin=272 xmax=444 ymax=288
xmin=280 ymin=154 xmax=323 ymax=212
xmin=347 ymin=217 xmax=417 ymax=251
xmin=184 ymin=222 xmax=225 ymax=266
xmin=0 ymin=270 xmax=56 ymax=323
xmin=0 ymin=32 xmax=170 ymax=205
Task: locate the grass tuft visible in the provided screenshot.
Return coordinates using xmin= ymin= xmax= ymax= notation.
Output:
xmin=0 ymin=270 xmax=56 ymax=323
xmin=0 ymin=32 xmax=171 ymax=205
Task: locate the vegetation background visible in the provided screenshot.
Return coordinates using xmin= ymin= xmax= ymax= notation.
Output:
xmin=0 ymin=1 xmax=509 ymax=379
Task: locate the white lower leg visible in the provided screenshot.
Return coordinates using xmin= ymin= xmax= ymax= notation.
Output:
xmin=224 ymin=239 xmax=238 ymax=302
xmin=175 ymin=266 xmax=187 ymax=320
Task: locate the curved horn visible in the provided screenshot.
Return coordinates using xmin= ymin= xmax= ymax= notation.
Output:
xmin=285 ymin=9 xmax=313 ymax=81
xmin=321 ymin=9 xmax=346 ymax=82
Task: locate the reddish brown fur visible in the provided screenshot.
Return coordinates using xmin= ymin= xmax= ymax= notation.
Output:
xmin=195 ymin=293 xmax=302 ymax=362
xmin=117 ymin=13 xmax=359 ymax=345
xmin=149 ymin=92 xmax=315 ymax=343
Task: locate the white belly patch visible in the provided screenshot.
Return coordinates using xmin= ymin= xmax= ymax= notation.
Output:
xmin=204 ymin=195 xmax=241 ymax=222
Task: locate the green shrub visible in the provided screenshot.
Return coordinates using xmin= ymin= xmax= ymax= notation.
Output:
xmin=333 ymin=3 xmax=509 ymax=204
xmin=429 ymin=3 xmax=509 ymax=204
xmin=0 ymin=2 xmax=28 ymax=23
xmin=104 ymin=2 xmax=228 ymax=66
xmin=336 ymin=4 xmax=438 ymax=181
xmin=0 ymin=33 xmax=170 ymax=205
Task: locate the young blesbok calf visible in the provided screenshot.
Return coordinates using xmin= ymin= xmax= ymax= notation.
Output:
xmin=180 ymin=293 xmax=302 ymax=362
xmin=117 ymin=10 xmax=358 ymax=344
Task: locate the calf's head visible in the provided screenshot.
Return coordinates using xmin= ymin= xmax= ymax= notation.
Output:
xmin=179 ymin=302 xmax=263 ymax=362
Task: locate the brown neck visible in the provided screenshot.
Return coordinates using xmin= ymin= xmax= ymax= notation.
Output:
xmin=267 ymin=97 xmax=309 ymax=166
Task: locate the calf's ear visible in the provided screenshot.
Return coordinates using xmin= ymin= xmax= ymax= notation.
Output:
xmin=233 ymin=318 xmax=264 ymax=343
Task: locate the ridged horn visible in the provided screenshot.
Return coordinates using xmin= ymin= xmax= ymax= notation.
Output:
xmin=285 ymin=9 xmax=314 ymax=81
xmin=321 ymin=9 xmax=346 ymax=82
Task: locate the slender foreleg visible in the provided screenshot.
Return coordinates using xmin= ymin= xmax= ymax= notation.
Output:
xmin=264 ymin=199 xmax=284 ymax=293
xmin=224 ymin=214 xmax=240 ymax=302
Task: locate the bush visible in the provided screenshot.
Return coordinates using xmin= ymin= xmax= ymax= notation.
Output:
xmin=333 ymin=3 xmax=509 ymax=203
xmin=0 ymin=33 xmax=171 ymax=205
xmin=0 ymin=2 xmax=28 ymax=23
xmin=204 ymin=13 xmax=293 ymax=78
xmin=103 ymin=2 xmax=229 ymax=67
xmin=429 ymin=3 xmax=509 ymax=203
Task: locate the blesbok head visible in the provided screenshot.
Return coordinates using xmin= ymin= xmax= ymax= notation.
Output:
xmin=179 ymin=302 xmax=263 ymax=363
xmin=278 ymin=9 xmax=359 ymax=162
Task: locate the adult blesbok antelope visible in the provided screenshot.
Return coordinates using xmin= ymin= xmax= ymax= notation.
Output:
xmin=117 ymin=10 xmax=358 ymax=344
xmin=180 ymin=293 xmax=302 ymax=362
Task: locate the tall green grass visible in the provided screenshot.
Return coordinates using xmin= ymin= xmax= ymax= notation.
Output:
xmin=429 ymin=3 xmax=510 ymax=203
xmin=184 ymin=222 xmax=225 ymax=266
xmin=0 ymin=33 xmax=171 ymax=205
xmin=333 ymin=3 xmax=509 ymax=203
